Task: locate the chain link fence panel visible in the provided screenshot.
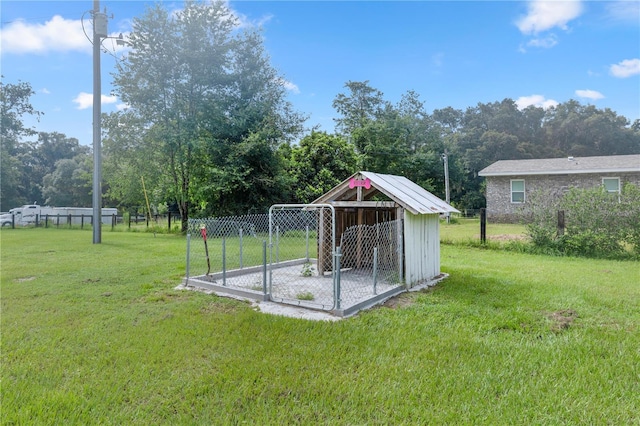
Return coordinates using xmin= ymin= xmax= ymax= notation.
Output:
xmin=186 ymin=215 xmax=270 ymax=293
xmin=268 ymin=204 xmax=336 ymax=310
xmin=337 ymin=219 xmax=404 ymax=306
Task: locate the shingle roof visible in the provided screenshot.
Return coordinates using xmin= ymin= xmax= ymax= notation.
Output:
xmin=313 ymin=171 xmax=459 ymax=215
xmin=478 ymin=154 xmax=640 ymax=177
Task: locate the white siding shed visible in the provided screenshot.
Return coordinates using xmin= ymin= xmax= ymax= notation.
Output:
xmin=314 ymin=171 xmax=458 ymax=288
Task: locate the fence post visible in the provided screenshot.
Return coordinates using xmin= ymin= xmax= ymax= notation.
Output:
xmin=112 ymin=214 xmax=116 ymax=231
xmin=239 ymin=228 xmax=244 ymax=269
xmin=396 ymin=218 xmax=404 ymax=285
xmin=334 ymin=246 xmax=342 ymax=310
xmin=168 ymin=212 xmax=171 ymax=231
xmin=276 ymin=225 xmax=280 ymax=263
xmin=373 ymin=247 xmax=378 ymax=295
xmin=185 ymin=233 xmax=191 ymax=286
xmin=262 ymin=240 xmax=267 ymax=296
xmin=305 ymin=225 xmax=310 ymax=263
xmin=480 ymin=208 xmax=487 ymax=243
xmin=222 ymin=236 xmax=226 ymax=287
xmin=56 ymin=214 xmax=61 ymax=228
xmin=557 ymin=210 xmax=565 ymax=237
xmin=45 ymin=214 xmax=48 ymax=228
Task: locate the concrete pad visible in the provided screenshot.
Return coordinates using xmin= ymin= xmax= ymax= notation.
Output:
xmin=175 ymin=284 xmax=341 ymax=321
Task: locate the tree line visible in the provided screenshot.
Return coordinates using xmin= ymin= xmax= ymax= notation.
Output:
xmin=2 ymin=2 xmax=639 ymax=231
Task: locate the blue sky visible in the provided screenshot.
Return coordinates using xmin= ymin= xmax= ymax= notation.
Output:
xmin=1 ymin=0 xmax=639 ymax=147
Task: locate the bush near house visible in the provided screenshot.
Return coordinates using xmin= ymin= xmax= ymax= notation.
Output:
xmin=521 ymin=183 xmax=640 ymax=258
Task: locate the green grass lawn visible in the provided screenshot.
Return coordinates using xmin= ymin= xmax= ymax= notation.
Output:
xmin=1 ymin=228 xmax=639 ymax=424
xmin=440 ymin=217 xmax=528 ymax=243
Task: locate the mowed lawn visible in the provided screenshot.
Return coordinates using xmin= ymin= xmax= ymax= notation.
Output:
xmin=1 ymin=228 xmax=639 ymax=424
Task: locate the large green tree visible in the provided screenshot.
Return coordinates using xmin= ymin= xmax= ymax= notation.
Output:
xmin=102 ymin=110 xmax=163 ymax=214
xmin=111 ymin=1 xmax=303 ymax=229
xmin=22 ymin=132 xmax=89 ymax=205
xmin=0 ymin=79 xmax=41 ymax=210
xmin=337 ymin=86 xmax=454 ymax=199
xmin=543 ymin=100 xmax=639 ymax=156
xmin=286 ymin=131 xmax=359 ymax=203
xmin=41 ymin=155 xmax=92 ymax=206
xmin=332 ymin=80 xmax=386 ymax=138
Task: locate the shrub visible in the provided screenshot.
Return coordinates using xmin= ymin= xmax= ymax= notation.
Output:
xmin=519 ymin=183 xmax=640 ymax=259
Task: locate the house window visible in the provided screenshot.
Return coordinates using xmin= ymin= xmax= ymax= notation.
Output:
xmin=602 ymin=177 xmax=620 ymax=194
xmin=511 ymin=179 xmax=525 ymax=203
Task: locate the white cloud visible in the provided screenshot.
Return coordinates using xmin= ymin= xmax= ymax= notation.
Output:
xmin=235 ymin=11 xmax=273 ymax=29
xmin=432 ymin=52 xmax=444 ymax=68
xmin=73 ymin=92 xmax=118 ymax=110
xmin=277 ymin=78 xmax=300 ymax=95
xmin=606 ymin=1 xmax=640 ymax=24
xmin=0 ymin=15 xmax=91 ymax=55
xmin=610 ymin=58 xmax=640 ymax=78
xmin=116 ymin=103 xmax=130 ymax=111
xmin=41 ymin=88 xmax=51 ymax=95
xmin=526 ymin=34 xmax=558 ymax=49
xmin=516 ymin=0 xmax=583 ymax=35
xmin=575 ymin=89 xmax=604 ymax=100
xmin=515 ymin=95 xmax=559 ymax=110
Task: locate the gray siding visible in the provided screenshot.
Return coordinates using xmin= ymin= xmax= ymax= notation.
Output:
xmin=485 ymin=172 xmax=640 ymax=223
xmin=403 ymin=212 xmax=440 ymax=287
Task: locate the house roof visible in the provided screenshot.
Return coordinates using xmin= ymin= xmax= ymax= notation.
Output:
xmin=313 ymin=171 xmax=459 ymax=215
xmin=478 ymin=154 xmax=640 ymax=177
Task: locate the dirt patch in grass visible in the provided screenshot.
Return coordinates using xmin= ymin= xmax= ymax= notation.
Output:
xmin=15 ymin=276 xmax=36 ymax=282
xmin=383 ymin=293 xmax=417 ymax=309
xmin=546 ymin=309 xmax=578 ymax=332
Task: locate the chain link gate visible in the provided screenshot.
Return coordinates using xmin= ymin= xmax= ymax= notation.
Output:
xmin=268 ymin=204 xmax=336 ymax=310
xmin=337 ymin=219 xmax=404 ymax=307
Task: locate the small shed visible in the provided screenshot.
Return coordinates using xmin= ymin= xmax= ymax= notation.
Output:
xmin=313 ymin=171 xmax=459 ymax=288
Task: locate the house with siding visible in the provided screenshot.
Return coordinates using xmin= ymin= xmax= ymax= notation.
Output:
xmin=478 ymin=154 xmax=640 ymax=222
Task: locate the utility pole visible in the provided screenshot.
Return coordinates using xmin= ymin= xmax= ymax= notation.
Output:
xmin=442 ymin=151 xmax=451 ymax=223
xmin=92 ymin=1 xmax=107 ymax=243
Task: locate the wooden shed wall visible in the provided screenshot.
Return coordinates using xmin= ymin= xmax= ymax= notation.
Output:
xmin=404 ymin=212 xmax=440 ymax=287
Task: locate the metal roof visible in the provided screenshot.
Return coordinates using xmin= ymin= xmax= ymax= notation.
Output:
xmin=479 ymin=154 xmax=640 ymax=177
xmin=313 ymin=171 xmax=459 ymax=215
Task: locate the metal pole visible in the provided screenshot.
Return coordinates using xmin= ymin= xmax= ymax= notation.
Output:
xmin=334 ymin=246 xmax=342 ymax=310
xmin=442 ymin=151 xmax=450 ymax=223
xmin=92 ymin=0 xmax=104 ymax=244
xmin=262 ymin=240 xmax=267 ymax=296
xmin=276 ymin=225 xmax=280 ymax=263
xmin=222 ymin=237 xmax=226 ymax=286
xmin=185 ymin=234 xmax=191 ymax=286
xmin=373 ymin=247 xmax=378 ymax=295
xmin=557 ymin=210 xmax=565 ymax=237
xmin=305 ymin=225 xmax=310 ymax=262
xmin=239 ymin=228 xmax=243 ymax=269
xmin=480 ymin=208 xmax=487 ymax=243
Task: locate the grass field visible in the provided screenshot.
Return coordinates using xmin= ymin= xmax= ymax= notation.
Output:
xmin=440 ymin=217 xmax=528 ymax=243
xmin=1 ymin=227 xmax=639 ymax=424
